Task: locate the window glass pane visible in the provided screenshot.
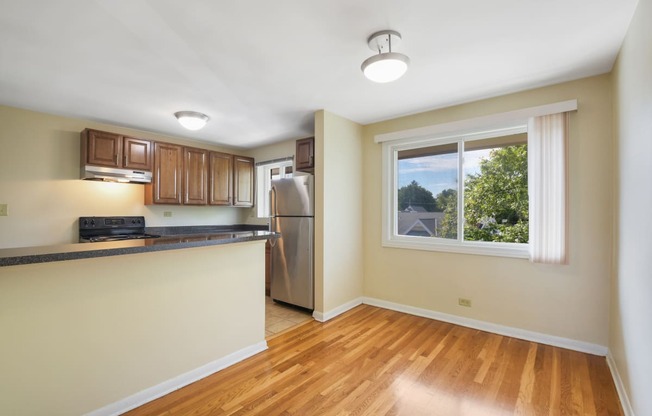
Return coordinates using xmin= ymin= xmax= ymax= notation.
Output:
xmin=463 ymin=134 xmax=528 ymax=243
xmin=397 ymin=145 xmax=458 ymax=239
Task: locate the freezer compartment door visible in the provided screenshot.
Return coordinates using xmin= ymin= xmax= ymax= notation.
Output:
xmin=270 ymin=176 xmax=314 ymax=216
xmin=270 ymin=217 xmax=314 ymax=309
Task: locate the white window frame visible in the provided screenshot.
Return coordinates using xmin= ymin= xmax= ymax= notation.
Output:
xmin=379 ymin=100 xmax=577 ymax=259
xmin=255 ymin=158 xmax=293 ymax=218
xmin=383 ymin=126 xmax=530 ymax=258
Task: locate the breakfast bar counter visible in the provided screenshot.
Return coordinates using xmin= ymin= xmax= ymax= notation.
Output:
xmin=0 ymin=229 xmax=277 ymax=267
xmin=0 ymin=226 xmax=270 ymax=415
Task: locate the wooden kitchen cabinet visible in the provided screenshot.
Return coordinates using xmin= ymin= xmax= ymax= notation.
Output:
xmin=123 ymin=137 xmax=153 ymax=170
xmin=295 ymin=137 xmax=314 ymax=173
xmin=183 ymin=147 xmax=209 ymax=205
xmin=233 ymin=155 xmax=254 ymax=207
xmin=84 ymin=129 xmax=121 ymax=168
xmin=146 ymin=142 xmax=183 ymax=205
xmin=146 ymin=142 xmax=254 ymax=208
xmin=209 ymin=152 xmax=233 ymax=205
xmin=81 ymin=129 xmax=152 ymax=171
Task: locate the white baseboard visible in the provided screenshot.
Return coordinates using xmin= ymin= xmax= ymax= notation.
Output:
xmin=85 ymin=341 xmax=268 ymax=416
xmin=606 ymin=351 xmax=635 ymax=416
xmin=313 ymin=297 xmax=363 ymax=322
xmin=362 ymin=297 xmax=608 ymax=356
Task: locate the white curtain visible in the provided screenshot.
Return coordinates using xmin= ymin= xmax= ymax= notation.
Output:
xmin=528 ymin=113 xmax=568 ymax=264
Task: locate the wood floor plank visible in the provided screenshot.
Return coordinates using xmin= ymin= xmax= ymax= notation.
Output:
xmin=548 ymin=347 xmax=561 ymax=415
xmin=514 ymin=342 xmax=537 ymax=414
xmin=124 ymin=305 xmax=623 ymax=416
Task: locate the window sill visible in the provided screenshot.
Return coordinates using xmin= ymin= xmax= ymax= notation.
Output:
xmin=382 ymin=236 xmax=529 ymax=259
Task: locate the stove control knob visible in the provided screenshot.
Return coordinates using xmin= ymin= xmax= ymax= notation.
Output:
xmin=90 ymin=219 xmax=95 ymax=227
xmin=131 ymin=219 xmax=136 ymax=224
xmin=82 ymin=219 xmax=88 ymax=227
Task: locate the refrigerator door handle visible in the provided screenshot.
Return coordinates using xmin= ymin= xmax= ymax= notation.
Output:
xmin=269 ymin=216 xmax=277 ymax=247
xmin=270 ymin=185 xmax=278 ymax=217
xmin=269 ymin=187 xmax=278 ymax=247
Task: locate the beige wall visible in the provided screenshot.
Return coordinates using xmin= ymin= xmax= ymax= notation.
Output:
xmin=0 ymin=241 xmax=266 ymax=415
xmin=0 ymin=105 xmax=250 ymax=249
xmin=243 ymin=137 xmax=296 ymax=163
xmin=314 ymin=110 xmax=364 ymax=315
xmin=611 ymin=0 xmax=652 ymax=413
xmin=362 ymin=75 xmax=613 ymax=347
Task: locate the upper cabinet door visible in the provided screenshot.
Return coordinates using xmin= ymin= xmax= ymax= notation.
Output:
xmin=86 ymin=130 xmax=122 ymax=168
xmin=123 ymin=137 xmax=153 ymax=171
xmin=152 ymin=142 xmax=183 ymax=205
xmin=183 ymin=147 xmax=209 ymax=205
xmin=295 ymin=137 xmax=314 ymax=173
xmin=233 ymin=156 xmax=254 ymax=207
xmin=82 ymin=129 xmax=152 ymax=171
xmin=209 ymin=152 xmax=233 ymax=205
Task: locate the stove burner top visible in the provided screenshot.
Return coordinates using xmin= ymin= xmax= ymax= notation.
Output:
xmin=79 ymin=216 xmax=160 ymax=243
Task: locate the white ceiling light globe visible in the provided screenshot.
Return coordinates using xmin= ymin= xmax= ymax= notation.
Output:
xmin=361 ymin=52 xmax=410 ymax=83
xmin=174 ymin=111 xmax=209 ymax=131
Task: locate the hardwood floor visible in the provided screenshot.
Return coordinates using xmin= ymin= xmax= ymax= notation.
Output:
xmin=125 ymin=305 xmax=623 ymax=415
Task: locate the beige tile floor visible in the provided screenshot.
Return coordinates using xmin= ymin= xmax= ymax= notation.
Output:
xmin=265 ymin=296 xmax=313 ymax=338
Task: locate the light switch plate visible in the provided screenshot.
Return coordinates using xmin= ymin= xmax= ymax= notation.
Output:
xmin=0 ymin=204 xmax=7 ymax=216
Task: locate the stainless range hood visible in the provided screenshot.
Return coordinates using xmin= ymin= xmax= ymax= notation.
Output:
xmin=81 ymin=165 xmax=152 ymax=184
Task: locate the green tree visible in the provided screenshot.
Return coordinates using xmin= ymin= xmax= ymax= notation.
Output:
xmin=464 ymin=145 xmax=528 ymax=243
xmin=436 ymin=188 xmax=458 ymax=239
xmin=397 ymin=180 xmax=437 ymax=212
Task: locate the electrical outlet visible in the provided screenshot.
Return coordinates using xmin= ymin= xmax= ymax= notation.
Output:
xmin=163 ymin=211 xmax=172 ymax=218
xmin=0 ymin=204 xmax=7 ymax=216
xmin=458 ymin=298 xmax=472 ymax=307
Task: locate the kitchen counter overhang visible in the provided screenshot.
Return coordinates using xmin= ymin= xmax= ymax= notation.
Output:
xmin=0 ymin=229 xmax=278 ymax=267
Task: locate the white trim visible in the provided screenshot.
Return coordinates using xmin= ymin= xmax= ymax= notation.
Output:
xmin=382 ymin=128 xmax=531 ymax=257
xmin=362 ymin=297 xmax=607 ymax=356
xmin=313 ymin=297 xmax=363 ymax=322
xmin=374 ymin=99 xmax=578 ymax=143
xmin=390 ymin=125 xmax=528 ymax=151
xmin=255 ymin=156 xmax=294 ymax=166
xmin=381 ymin=142 xmax=393 ymax=242
xmin=85 ymin=341 xmax=268 ymax=416
xmin=382 ymin=238 xmax=529 ymax=258
xmin=606 ymin=351 xmax=635 ymax=416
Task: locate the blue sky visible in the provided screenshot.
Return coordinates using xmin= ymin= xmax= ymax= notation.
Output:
xmin=398 ymin=149 xmax=491 ymax=197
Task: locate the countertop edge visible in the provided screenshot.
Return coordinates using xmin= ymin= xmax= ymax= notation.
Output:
xmin=0 ymin=232 xmax=278 ymax=268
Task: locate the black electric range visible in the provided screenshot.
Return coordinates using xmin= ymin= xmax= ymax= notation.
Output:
xmin=79 ymin=216 xmax=160 ymax=243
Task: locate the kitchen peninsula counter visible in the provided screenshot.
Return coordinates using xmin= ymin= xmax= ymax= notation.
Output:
xmin=0 ymin=229 xmax=268 ymax=415
xmin=0 ymin=227 xmax=277 ymax=267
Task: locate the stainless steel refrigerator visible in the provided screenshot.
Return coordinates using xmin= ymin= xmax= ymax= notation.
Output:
xmin=270 ymin=175 xmax=314 ymax=310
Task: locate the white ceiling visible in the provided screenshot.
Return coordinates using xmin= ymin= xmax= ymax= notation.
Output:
xmin=0 ymin=0 xmax=639 ymax=149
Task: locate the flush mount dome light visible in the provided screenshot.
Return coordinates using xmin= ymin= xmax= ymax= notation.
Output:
xmin=361 ymin=30 xmax=410 ymax=83
xmin=174 ymin=111 xmax=209 ymax=131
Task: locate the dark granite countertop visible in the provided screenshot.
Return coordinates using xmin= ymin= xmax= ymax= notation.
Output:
xmin=0 ymin=225 xmax=277 ymax=267
xmin=146 ymin=223 xmax=268 ymax=236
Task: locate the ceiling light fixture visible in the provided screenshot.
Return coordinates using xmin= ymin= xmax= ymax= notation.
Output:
xmin=361 ymin=30 xmax=410 ymax=83
xmin=174 ymin=111 xmax=209 ymax=131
